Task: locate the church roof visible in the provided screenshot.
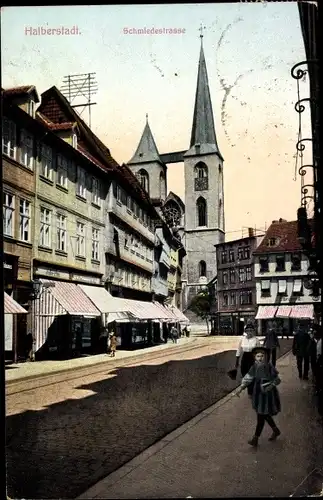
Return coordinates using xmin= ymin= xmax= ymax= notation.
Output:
xmin=187 ymin=39 xmax=222 ymax=159
xmin=128 ymin=117 xmax=163 ymax=165
xmin=164 ymin=191 xmax=185 ymax=211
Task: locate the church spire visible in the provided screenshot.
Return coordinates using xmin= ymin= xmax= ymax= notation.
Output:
xmin=189 ymin=29 xmax=222 ymax=157
xmin=128 ymin=115 xmax=162 ymax=164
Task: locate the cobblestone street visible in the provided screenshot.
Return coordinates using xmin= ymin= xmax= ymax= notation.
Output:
xmin=6 ymin=337 xmax=293 ymax=499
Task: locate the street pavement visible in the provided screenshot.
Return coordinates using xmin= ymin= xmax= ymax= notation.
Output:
xmin=78 ymin=350 xmax=323 ymax=499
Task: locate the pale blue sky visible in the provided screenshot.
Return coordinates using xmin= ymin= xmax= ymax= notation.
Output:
xmin=1 ymin=3 xmax=313 ymax=238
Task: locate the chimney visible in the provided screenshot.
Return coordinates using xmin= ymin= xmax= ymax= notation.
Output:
xmin=248 ymin=227 xmax=254 ymax=237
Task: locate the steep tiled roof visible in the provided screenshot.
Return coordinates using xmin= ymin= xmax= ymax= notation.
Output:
xmin=47 ymin=122 xmax=75 ymax=131
xmin=2 ymin=85 xmax=40 ymax=102
xmin=253 ymin=219 xmax=314 ymax=254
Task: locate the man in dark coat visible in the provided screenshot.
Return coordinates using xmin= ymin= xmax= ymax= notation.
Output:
xmin=292 ymin=328 xmax=312 ymax=380
xmin=263 ymin=327 xmax=280 ymax=367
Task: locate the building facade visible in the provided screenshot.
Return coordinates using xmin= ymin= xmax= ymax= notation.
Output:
xmin=215 ymin=231 xmax=264 ymax=335
xmin=253 ymin=219 xmax=318 ymax=334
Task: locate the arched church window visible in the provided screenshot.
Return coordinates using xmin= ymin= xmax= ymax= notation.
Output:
xmin=163 ymin=200 xmax=181 ymax=228
xmin=194 ymin=162 xmax=208 ymax=191
xmin=199 ymin=260 xmax=207 ymax=277
xmin=159 ymin=171 xmax=166 ymax=200
xmin=138 ymin=169 xmax=149 ymax=194
xmin=196 ymin=197 xmax=207 ymax=227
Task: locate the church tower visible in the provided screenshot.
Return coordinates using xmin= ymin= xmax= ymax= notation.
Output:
xmin=128 ymin=114 xmax=167 ymax=203
xmin=183 ymin=31 xmax=225 ymax=307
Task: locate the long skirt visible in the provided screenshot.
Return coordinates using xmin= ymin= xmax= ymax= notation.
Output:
xmin=252 ymin=379 xmax=281 ymax=416
xmin=241 ymin=352 xmax=255 ymax=395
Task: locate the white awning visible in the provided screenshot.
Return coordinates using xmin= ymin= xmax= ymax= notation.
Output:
xmin=276 ymin=305 xmax=293 ymax=318
xmin=105 ymin=298 xmax=171 ymax=321
xmin=278 ymin=280 xmax=287 ymax=294
xmin=78 ymin=284 xmax=133 ymax=315
xmin=293 ymin=279 xmax=303 ymax=293
xmin=4 ymin=292 xmax=28 ymax=314
xmin=290 ymin=304 xmax=314 ymax=319
xmin=255 ymin=305 xmax=278 ymax=320
xmin=261 ymin=280 xmax=271 ymax=290
xmin=166 ymin=305 xmax=190 ymax=323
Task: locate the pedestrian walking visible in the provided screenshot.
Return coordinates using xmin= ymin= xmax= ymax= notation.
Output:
xmin=292 ymin=327 xmax=312 ymax=380
xmin=235 ymin=324 xmax=261 ymax=396
xmin=235 ymin=346 xmax=281 ymax=447
xmin=263 ymin=326 xmax=280 ymax=367
xmin=25 ymin=332 xmax=34 ymax=362
xmin=171 ymin=325 xmax=178 ymax=344
xmin=109 ymin=332 xmax=117 ymax=357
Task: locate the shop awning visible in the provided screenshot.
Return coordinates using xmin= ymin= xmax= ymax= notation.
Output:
xmin=276 ymin=305 xmax=293 ymax=318
xmin=152 ymin=302 xmax=174 ymax=320
xmin=78 ymin=284 xmax=134 ymax=317
xmin=4 ymin=292 xmax=28 ymax=314
xmin=290 ymin=304 xmax=314 ymax=319
xmin=105 ymin=298 xmax=171 ymax=321
xmin=166 ymin=305 xmax=190 ymax=323
xmin=40 ymin=279 xmax=100 ymax=316
xmin=255 ymin=305 xmax=278 ymax=320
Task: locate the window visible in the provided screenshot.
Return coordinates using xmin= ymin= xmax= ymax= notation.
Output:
xmin=259 ymin=257 xmax=269 ymax=272
xmin=194 ymin=162 xmax=208 ymax=191
xmin=230 ymin=269 xmax=236 ymax=283
xmin=124 ymin=233 xmax=129 ymax=249
xmin=221 ymin=250 xmax=227 ymax=264
xmin=3 ymin=193 xmax=14 ymax=237
xmin=243 ymin=247 xmax=250 ymax=259
xmin=239 ymin=267 xmax=245 ymax=283
xmin=278 ymin=279 xmax=287 ymax=294
xmin=261 ymin=280 xmax=271 ymax=297
xmin=72 ymin=134 xmax=77 ymax=148
xmin=238 ymin=247 xmax=244 ymax=260
xmin=230 ymin=292 xmax=236 ymax=306
xmin=77 ymin=166 xmax=86 ymax=198
xmin=2 ymin=118 xmax=16 ymax=159
xmin=246 ymin=266 xmax=252 ymax=281
xmin=91 ymin=177 xmax=100 ymax=206
xmin=223 ymin=293 xmax=229 ymax=307
xmin=56 ymin=214 xmax=67 ymax=251
xmin=57 ymin=155 xmax=68 ymax=188
xmin=19 ymin=199 xmax=31 ymax=242
xmin=92 ymin=227 xmax=99 ymax=260
xmin=138 ymin=169 xmax=149 ymax=194
xmin=276 ymin=255 xmax=285 ymax=272
xmin=196 ymin=197 xmax=207 ymax=227
xmin=39 ymin=143 xmax=53 ymax=180
xmin=116 ymin=185 xmax=122 ymax=203
xmin=229 ymin=249 xmax=235 ymax=262
xmin=199 ymin=260 xmax=206 ymax=277
xmin=28 ymin=100 xmax=35 ymax=118
xmin=240 ymin=290 xmax=253 ymax=305
xmin=291 ymin=253 xmax=301 ymax=271
xmin=164 ymin=200 xmax=181 ymax=227
xmin=76 ymin=222 xmax=85 ymax=256
xmin=292 ymin=279 xmax=303 ymax=295
xmin=20 ymin=129 xmax=34 ymax=169
xmin=39 ymin=208 xmax=51 ymax=247
xmin=127 ymin=195 xmax=132 ymax=211
xmin=160 ymin=171 xmax=166 ymax=199
xmin=222 ymin=272 xmax=228 ymax=285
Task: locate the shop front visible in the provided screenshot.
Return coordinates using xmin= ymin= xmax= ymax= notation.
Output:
xmin=255 ymin=304 xmax=315 ymax=335
xmin=32 ymin=279 xmax=101 ymax=360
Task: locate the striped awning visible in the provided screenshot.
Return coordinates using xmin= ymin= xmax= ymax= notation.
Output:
xmin=4 ymin=292 xmax=28 ymax=314
xmin=276 ymin=305 xmax=293 ymax=318
xmin=290 ymin=304 xmax=314 ymax=319
xmin=255 ymin=305 xmax=278 ymax=320
xmin=79 ymin=284 xmax=134 ymax=316
xmin=166 ymin=305 xmax=190 ymax=323
xmin=40 ymin=279 xmax=100 ymax=316
xmin=108 ymin=298 xmax=171 ymax=321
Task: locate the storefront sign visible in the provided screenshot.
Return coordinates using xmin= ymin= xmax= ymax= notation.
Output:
xmin=71 ymin=274 xmax=101 ymax=285
xmin=35 ymin=267 xmax=70 ymax=280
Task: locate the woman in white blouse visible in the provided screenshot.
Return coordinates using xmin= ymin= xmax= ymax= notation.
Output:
xmin=235 ymin=323 xmax=261 ymax=395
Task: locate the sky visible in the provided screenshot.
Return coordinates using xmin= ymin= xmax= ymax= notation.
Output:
xmin=1 ymin=2 xmax=314 ymax=241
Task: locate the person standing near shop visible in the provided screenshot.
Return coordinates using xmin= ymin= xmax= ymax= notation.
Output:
xmin=235 ymin=323 xmax=261 ymax=396
xmin=109 ymin=332 xmax=117 ymax=357
xmin=292 ymin=327 xmax=312 ymax=380
xmin=263 ymin=326 xmax=280 ymax=367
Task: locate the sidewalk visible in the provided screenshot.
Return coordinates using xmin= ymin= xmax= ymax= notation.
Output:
xmin=5 ymin=336 xmax=197 ymax=383
xmin=78 ymin=351 xmax=323 ymax=499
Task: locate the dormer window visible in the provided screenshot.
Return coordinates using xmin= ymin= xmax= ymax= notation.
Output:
xmin=72 ymin=134 xmax=78 ymax=149
xmin=28 ymin=100 xmax=35 ymax=118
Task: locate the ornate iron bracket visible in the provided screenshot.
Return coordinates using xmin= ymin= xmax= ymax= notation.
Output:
xmin=291 ymin=60 xmax=318 ymax=80
xmin=294 ymin=98 xmax=315 ymax=113
xmin=296 ymin=137 xmax=313 ymax=152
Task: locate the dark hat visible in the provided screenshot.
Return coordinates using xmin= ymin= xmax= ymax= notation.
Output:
xmin=252 ymin=346 xmax=270 ymax=357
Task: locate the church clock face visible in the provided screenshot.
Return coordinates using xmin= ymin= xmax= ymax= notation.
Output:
xmin=164 ymin=202 xmax=181 ymax=227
